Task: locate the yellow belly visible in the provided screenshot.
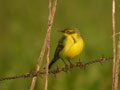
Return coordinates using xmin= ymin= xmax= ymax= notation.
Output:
xmin=59 ymin=36 xmax=84 ymax=59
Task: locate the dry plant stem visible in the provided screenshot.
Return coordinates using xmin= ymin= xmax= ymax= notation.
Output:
xmin=48 ymin=0 xmax=52 ymax=25
xmin=114 ymin=34 xmax=120 ymax=90
xmin=50 ymin=0 xmax=58 ymax=24
xmin=30 ymin=0 xmax=58 ymax=90
xmin=44 ymin=0 xmax=58 ymax=89
xmin=30 ymin=30 xmax=51 ymax=90
xmin=44 ymin=46 xmax=50 ymax=90
xmin=44 ymin=0 xmax=52 ymax=90
xmin=112 ymin=0 xmax=116 ymax=89
xmin=30 ymin=40 xmax=47 ymax=90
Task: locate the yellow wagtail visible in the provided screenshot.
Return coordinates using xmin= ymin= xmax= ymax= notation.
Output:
xmin=48 ymin=27 xmax=84 ymax=69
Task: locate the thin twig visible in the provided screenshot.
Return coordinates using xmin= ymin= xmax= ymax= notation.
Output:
xmin=30 ymin=38 xmax=47 ymax=90
xmin=112 ymin=0 xmax=116 ymax=89
xmin=48 ymin=0 xmax=52 ymax=26
xmin=50 ymin=0 xmax=58 ymax=25
xmin=30 ymin=0 xmax=58 ymax=90
xmin=44 ymin=0 xmax=52 ymax=90
xmin=114 ymin=34 xmax=120 ymax=90
xmin=0 ymin=56 xmax=113 ymax=81
xmin=44 ymin=47 xmax=50 ymax=90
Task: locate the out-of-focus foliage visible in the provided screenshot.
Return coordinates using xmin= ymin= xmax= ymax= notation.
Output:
xmin=0 ymin=0 xmax=120 ymax=90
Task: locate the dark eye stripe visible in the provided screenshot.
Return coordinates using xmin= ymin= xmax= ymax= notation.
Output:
xmin=67 ymin=31 xmax=75 ymax=34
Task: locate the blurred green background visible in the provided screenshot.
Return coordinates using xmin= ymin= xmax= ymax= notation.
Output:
xmin=0 ymin=0 xmax=120 ymax=90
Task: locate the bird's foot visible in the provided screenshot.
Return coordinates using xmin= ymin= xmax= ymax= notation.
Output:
xmin=63 ymin=64 xmax=69 ymax=72
xmin=70 ymin=63 xmax=74 ymax=69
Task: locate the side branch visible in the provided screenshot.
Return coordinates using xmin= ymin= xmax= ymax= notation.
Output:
xmin=0 ymin=56 xmax=113 ymax=81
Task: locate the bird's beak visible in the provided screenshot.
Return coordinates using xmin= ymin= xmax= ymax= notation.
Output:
xmin=59 ymin=30 xmax=64 ymax=33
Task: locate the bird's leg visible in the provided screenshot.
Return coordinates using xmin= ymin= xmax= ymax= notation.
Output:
xmin=68 ymin=59 xmax=72 ymax=64
xmin=61 ymin=59 xmax=67 ymax=65
xmin=68 ymin=59 xmax=74 ymax=69
xmin=61 ymin=59 xmax=68 ymax=69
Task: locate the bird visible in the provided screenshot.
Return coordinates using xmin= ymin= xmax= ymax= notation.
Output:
xmin=48 ymin=27 xmax=84 ymax=69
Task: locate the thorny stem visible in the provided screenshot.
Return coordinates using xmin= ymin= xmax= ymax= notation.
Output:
xmin=0 ymin=56 xmax=113 ymax=81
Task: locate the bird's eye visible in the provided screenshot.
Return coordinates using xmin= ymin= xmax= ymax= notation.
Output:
xmin=66 ymin=31 xmax=70 ymax=33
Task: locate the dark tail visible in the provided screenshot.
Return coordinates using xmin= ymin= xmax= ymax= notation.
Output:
xmin=48 ymin=57 xmax=59 ymax=69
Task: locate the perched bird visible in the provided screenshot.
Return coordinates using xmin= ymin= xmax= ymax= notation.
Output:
xmin=48 ymin=27 xmax=84 ymax=69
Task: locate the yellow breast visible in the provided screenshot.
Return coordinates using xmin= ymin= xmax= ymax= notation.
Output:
xmin=59 ymin=34 xmax=84 ymax=59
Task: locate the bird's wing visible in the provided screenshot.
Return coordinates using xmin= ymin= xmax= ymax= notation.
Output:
xmin=54 ymin=36 xmax=66 ymax=58
xmin=48 ymin=36 xmax=66 ymax=69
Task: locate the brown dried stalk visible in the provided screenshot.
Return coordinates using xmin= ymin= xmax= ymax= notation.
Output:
xmin=112 ymin=0 xmax=117 ymax=89
xmin=30 ymin=0 xmax=58 ymax=90
xmin=114 ymin=34 xmax=120 ymax=90
xmin=44 ymin=0 xmax=52 ymax=90
xmin=0 ymin=56 xmax=113 ymax=81
xmin=44 ymin=0 xmax=58 ymax=90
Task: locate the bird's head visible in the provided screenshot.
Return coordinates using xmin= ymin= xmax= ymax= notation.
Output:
xmin=60 ymin=27 xmax=80 ymax=36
